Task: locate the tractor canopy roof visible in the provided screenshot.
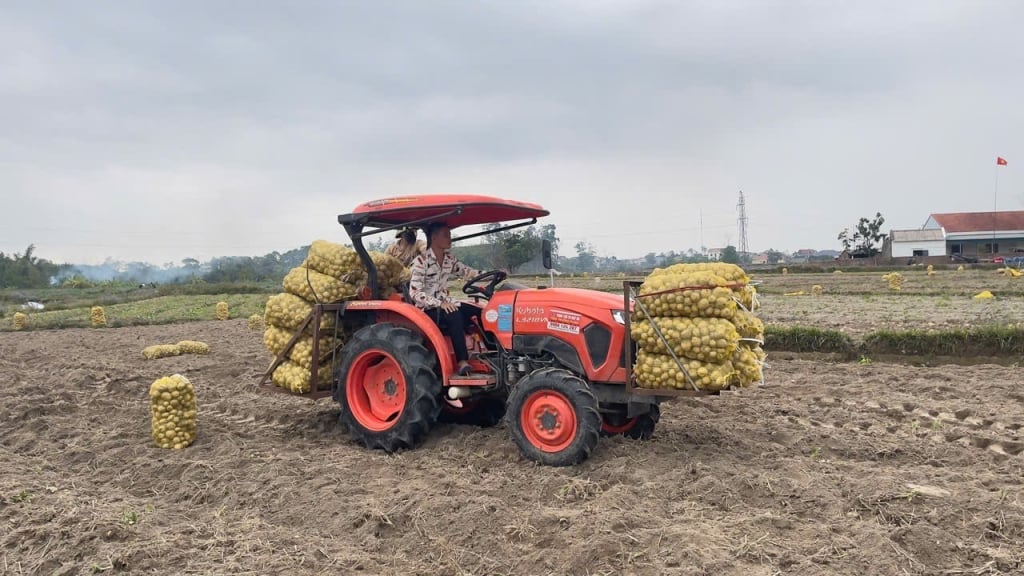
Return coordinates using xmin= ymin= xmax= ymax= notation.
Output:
xmin=338 ymin=194 xmax=549 ymax=230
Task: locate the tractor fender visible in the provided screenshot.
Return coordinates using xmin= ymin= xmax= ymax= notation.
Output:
xmin=343 ymin=300 xmax=454 ymax=385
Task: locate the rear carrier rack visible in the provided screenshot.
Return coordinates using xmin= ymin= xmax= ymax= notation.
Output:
xmin=257 ymin=302 xmax=347 ymax=400
xmin=622 ymin=280 xmax=762 ymax=398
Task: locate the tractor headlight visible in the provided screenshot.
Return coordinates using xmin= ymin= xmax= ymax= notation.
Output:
xmin=611 ymin=309 xmax=626 ymax=325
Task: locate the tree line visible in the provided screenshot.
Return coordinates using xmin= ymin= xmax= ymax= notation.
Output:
xmin=10 ymin=216 xmax=846 ymax=289
xmin=0 ymin=245 xmax=69 ymax=289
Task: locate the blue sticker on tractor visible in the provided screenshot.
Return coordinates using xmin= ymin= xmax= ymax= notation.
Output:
xmin=497 ymin=304 xmax=513 ymax=332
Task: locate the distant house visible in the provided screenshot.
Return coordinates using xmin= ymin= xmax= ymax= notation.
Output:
xmin=924 ymin=211 xmax=1024 ymax=258
xmin=751 ymin=252 xmax=769 ymax=265
xmin=706 ymin=248 xmax=724 ymax=261
xmin=886 ymin=228 xmax=946 ymax=258
xmin=789 ymin=248 xmax=817 ymax=263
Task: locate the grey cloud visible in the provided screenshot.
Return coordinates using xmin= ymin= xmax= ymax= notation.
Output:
xmin=2 ymin=1 xmax=1023 ymax=263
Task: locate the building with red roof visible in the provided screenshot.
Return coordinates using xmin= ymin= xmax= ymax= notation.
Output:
xmin=885 ymin=211 xmax=1024 ymax=260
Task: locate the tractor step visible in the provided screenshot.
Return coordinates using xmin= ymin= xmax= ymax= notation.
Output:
xmin=448 ymin=374 xmax=496 ymax=386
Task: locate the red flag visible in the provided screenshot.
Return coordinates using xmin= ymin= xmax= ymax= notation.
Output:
xmin=997 ymin=156 xmax=1008 ymax=166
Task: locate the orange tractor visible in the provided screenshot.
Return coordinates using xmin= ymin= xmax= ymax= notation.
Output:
xmin=261 ymin=194 xmax=713 ymax=466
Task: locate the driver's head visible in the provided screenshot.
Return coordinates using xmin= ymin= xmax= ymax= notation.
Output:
xmin=425 ymin=223 xmax=451 ymax=249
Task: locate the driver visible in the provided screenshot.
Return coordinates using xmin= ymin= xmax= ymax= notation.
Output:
xmin=409 ymin=222 xmax=483 ymax=376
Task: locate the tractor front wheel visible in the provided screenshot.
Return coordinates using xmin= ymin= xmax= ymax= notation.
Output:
xmin=506 ymin=368 xmax=600 ymax=467
xmin=335 ymin=323 xmax=441 ymax=453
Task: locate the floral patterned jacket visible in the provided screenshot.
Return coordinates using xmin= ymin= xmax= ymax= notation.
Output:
xmin=409 ymin=249 xmax=480 ymax=309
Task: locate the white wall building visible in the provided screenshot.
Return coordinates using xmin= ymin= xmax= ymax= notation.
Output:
xmin=888 ymin=229 xmax=946 ymax=258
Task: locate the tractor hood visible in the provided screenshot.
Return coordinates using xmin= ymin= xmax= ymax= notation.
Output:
xmin=483 ymin=286 xmax=629 ymax=337
xmin=514 ymin=287 xmax=625 ymax=311
xmin=481 ymin=285 xmax=631 ymax=382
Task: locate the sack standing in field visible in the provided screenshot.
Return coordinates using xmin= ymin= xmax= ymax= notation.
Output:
xmin=882 ymin=272 xmax=904 ymax=291
xmin=12 ymin=312 xmax=28 ymax=330
xmin=91 ymin=306 xmax=107 ymax=327
xmin=262 ymin=239 xmax=411 ymax=394
xmin=150 ymin=374 xmax=197 ymax=450
xmin=215 ymin=301 xmax=230 ymax=320
xmin=631 ymin=262 xmax=766 ymax=392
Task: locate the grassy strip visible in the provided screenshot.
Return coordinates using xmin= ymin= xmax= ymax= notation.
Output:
xmin=1 ymin=294 xmax=269 ymax=332
xmin=863 ymin=326 xmax=1024 ymax=357
xmin=1 ymin=281 xmax=279 ymax=317
xmin=767 ymin=324 xmax=1024 ymax=358
xmin=764 ymin=326 xmax=854 ymax=353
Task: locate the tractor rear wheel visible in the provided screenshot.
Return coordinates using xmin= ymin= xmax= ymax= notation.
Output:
xmin=506 ymin=368 xmax=601 ymax=467
xmin=600 ymin=404 xmax=660 ymax=440
xmin=335 ymin=323 xmax=441 ymax=453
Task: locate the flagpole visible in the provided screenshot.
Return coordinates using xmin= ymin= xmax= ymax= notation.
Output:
xmin=994 ymin=162 xmax=999 ymax=251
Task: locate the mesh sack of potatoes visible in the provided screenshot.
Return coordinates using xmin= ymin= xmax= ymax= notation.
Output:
xmin=264 ymin=292 xmax=336 ymax=331
xmin=283 ymin=266 xmax=359 ymax=303
xmin=368 ymin=251 xmax=412 ymax=287
xmin=12 ymin=312 xmax=27 ymax=330
xmin=637 ymin=285 xmax=740 ymax=319
xmin=638 ymin=263 xmax=751 ymax=318
xmin=271 ymin=359 xmax=335 ymax=394
xmin=289 ymin=335 xmax=346 ymax=370
xmin=306 ymin=239 xmax=365 ymax=283
xmin=143 ymin=344 xmax=182 ymax=359
xmin=631 ymin=317 xmax=739 ymax=363
xmin=732 ymin=345 xmax=765 ymax=385
xmin=263 ymin=325 xmax=339 ymax=367
xmin=634 ymin=349 xmax=738 ymax=392
xmin=647 ymin=262 xmax=750 ymax=284
xmin=247 ymin=313 xmax=263 ymax=331
xmin=882 ymin=272 xmax=903 ymax=291
xmin=215 ymin=301 xmax=230 ymax=320
xmin=737 ymin=284 xmax=759 ymax=311
xmin=176 ymin=340 xmax=210 ymax=355
xmin=91 ymin=306 xmax=107 ymax=327
xmin=149 ymin=374 xmax=197 ymax=450
xmin=731 ymin=309 xmax=765 ymax=341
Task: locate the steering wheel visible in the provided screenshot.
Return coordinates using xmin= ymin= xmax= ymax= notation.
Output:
xmin=462 ymin=270 xmax=507 ymax=300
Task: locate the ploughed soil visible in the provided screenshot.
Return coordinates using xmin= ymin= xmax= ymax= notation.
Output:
xmin=1 ymin=321 xmax=1022 ymax=575
xmin=756 ymin=293 xmax=1024 ymax=338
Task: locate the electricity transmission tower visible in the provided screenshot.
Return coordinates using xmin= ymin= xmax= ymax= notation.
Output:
xmin=736 ymin=191 xmax=749 ymax=256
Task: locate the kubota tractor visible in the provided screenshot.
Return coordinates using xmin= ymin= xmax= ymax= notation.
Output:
xmin=272 ymin=194 xmax=701 ymax=467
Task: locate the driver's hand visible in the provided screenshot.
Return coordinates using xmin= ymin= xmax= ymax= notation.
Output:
xmin=441 ymin=301 xmax=459 ymax=313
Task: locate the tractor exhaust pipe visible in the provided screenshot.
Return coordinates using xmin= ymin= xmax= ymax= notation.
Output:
xmin=447 ymin=386 xmax=472 ymax=399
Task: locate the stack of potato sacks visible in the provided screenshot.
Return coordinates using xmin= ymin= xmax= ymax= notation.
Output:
xmin=631 ymin=262 xmax=766 ymax=392
xmin=263 ymin=240 xmax=412 ymax=394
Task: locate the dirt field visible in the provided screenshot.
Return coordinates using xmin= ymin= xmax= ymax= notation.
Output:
xmin=2 ymin=321 xmax=1022 ymax=575
xmin=756 ymin=293 xmax=1024 ymax=338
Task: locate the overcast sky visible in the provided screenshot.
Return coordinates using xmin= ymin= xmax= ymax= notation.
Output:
xmin=2 ymin=0 xmax=1023 ymax=265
